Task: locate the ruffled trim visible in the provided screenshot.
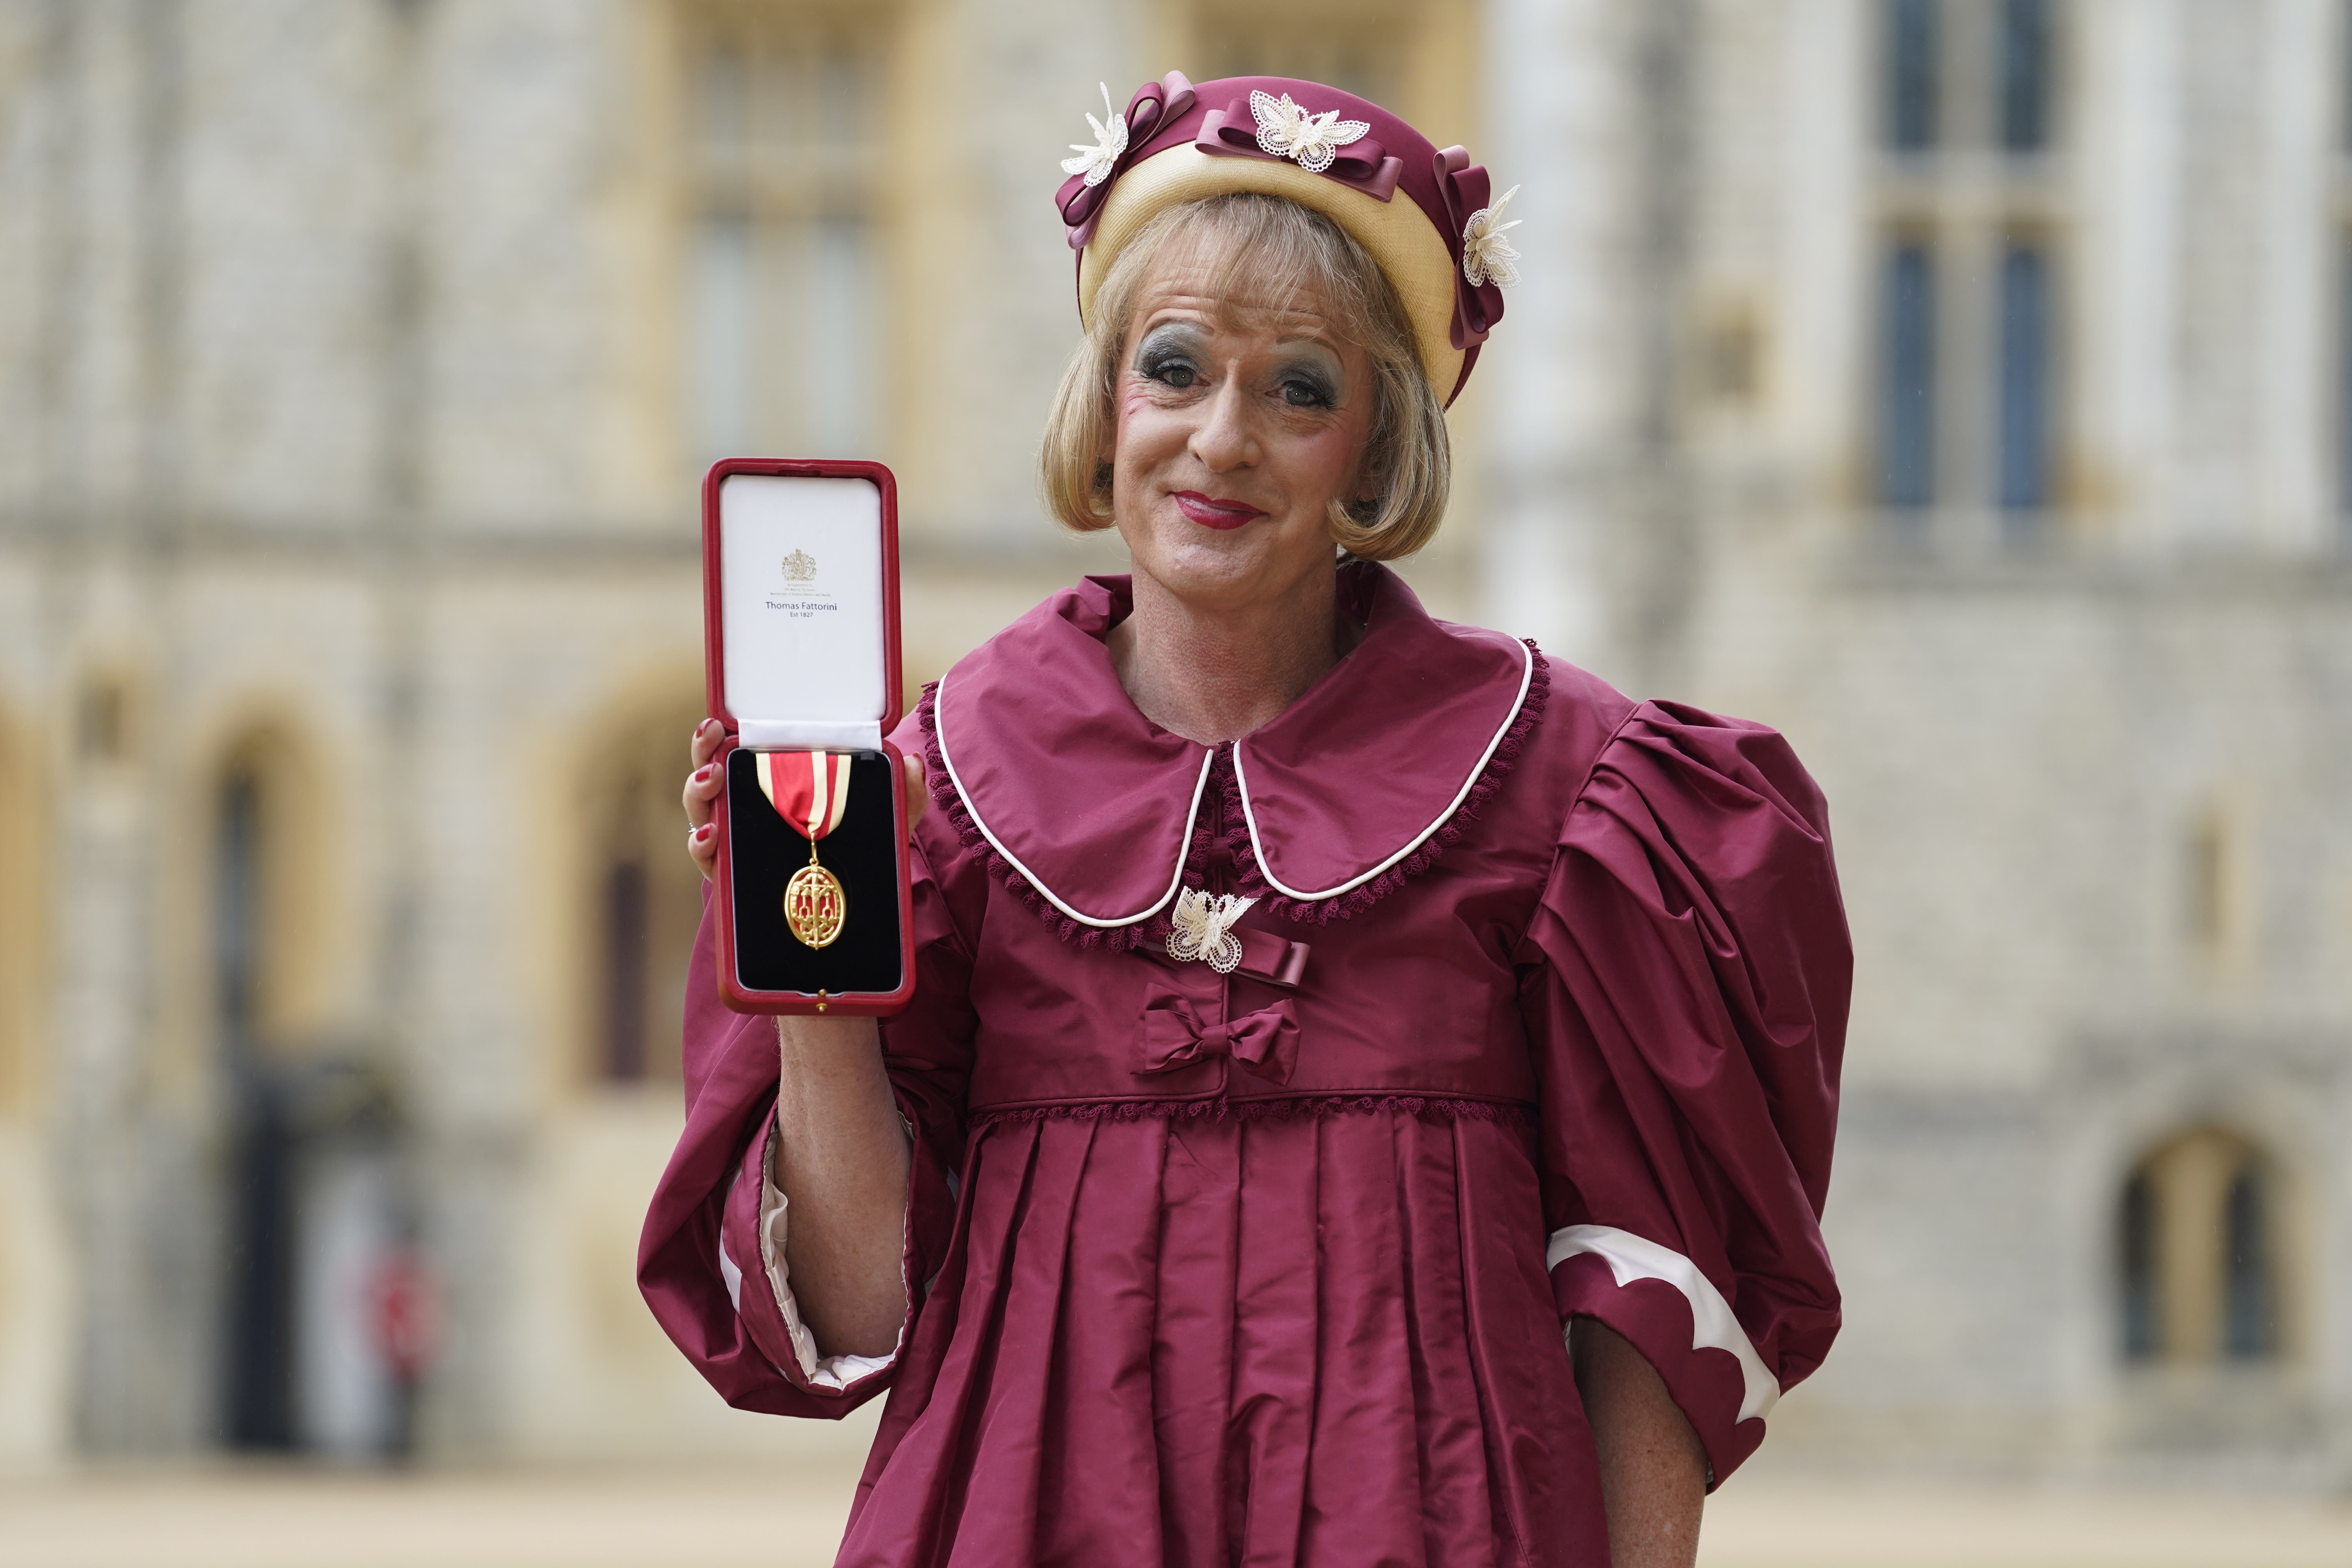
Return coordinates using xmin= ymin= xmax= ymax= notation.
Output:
xmin=916 ymin=682 xmax=1203 ymax=953
xmin=969 ymin=1094 xmax=1534 ymax=1128
xmin=917 ymin=641 xmax=1551 ymax=946
xmin=1230 ymin=642 xmax=1553 ymax=926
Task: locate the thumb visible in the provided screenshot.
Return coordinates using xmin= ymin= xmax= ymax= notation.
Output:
xmin=901 ymin=750 xmax=929 ymax=831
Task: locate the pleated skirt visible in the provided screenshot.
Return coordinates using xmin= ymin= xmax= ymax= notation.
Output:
xmin=836 ymin=1107 xmax=1609 ymax=1568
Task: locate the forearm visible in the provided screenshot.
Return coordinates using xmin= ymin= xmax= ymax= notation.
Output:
xmin=1573 ymin=1317 xmax=1707 ymax=1568
xmin=770 ymin=1015 xmax=913 ymax=1357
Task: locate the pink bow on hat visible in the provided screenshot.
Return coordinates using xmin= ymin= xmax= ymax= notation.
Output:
xmin=1192 ymin=94 xmax=1404 ymax=203
xmin=1133 ymin=984 xmax=1300 ymax=1085
xmin=1056 ymin=71 xmax=1198 ymax=249
xmin=1432 ymin=145 xmax=1506 ymax=350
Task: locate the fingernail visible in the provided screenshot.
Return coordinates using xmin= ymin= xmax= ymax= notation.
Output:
xmin=695 ymin=824 xmax=713 ymax=842
xmin=694 ymin=765 xmax=711 ymax=783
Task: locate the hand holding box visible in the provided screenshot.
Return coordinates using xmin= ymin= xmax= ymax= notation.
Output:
xmin=702 ymin=459 xmax=915 ymax=1015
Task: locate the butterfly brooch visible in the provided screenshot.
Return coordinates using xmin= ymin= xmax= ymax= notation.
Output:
xmin=1061 ymin=82 xmax=1129 ymax=187
xmin=1461 ymin=185 xmax=1524 ymax=289
xmin=1167 ymin=887 xmax=1257 ymax=974
xmin=1249 ymin=89 xmax=1370 ymax=175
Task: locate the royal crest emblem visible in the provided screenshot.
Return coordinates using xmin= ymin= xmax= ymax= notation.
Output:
xmin=782 ymin=548 xmax=817 ymax=583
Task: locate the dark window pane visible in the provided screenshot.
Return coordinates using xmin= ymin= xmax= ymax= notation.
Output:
xmin=1881 ymin=243 xmax=1937 ymax=508
xmin=601 ymin=859 xmax=650 ymax=1081
xmin=216 ymin=772 xmax=262 ymax=1038
xmin=2340 ymin=238 xmax=2352 ymax=522
xmin=2001 ymin=0 xmax=2053 ymax=151
xmin=2224 ymin=1168 xmax=2275 ymax=1360
xmin=1886 ymin=0 xmax=1939 ymax=150
xmin=1998 ymin=243 xmax=2051 ymax=512
xmin=2120 ymin=1171 xmax=2158 ymax=1361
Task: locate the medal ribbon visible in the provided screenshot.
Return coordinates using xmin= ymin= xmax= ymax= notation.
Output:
xmin=754 ymin=750 xmax=854 ymax=842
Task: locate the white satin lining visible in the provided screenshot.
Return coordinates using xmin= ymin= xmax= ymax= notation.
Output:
xmin=1232 ymin=637 xmax=1534 ymax=902
xmin=754 ymin=1166 xmax=900 ymax=1391
xmin=1546 ymin=1223 xmax=1780 ymax=1425
xmin=933 ymin=667 xmax=1215 ymax=929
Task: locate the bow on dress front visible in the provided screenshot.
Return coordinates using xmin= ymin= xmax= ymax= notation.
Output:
xmin=1134 ymin=984 xmax=1299 ymax=1085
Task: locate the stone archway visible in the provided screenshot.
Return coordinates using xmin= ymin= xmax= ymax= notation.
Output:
xmin=2118 ymin=1126 xmax=2283 ymax=1366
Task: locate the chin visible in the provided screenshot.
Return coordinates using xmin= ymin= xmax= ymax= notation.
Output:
xmin=1143 ymin=530 xmax=1310 ymax=606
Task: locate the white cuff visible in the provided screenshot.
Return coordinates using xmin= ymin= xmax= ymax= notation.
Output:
xmin=1546 ymin=1223 xmax=1780 ymax=1423
xmin=754 ymin=1122 xmax=904 ymax=1391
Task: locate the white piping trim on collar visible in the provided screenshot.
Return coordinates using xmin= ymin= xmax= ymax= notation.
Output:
xmin=1546 ymin=1223 xmax=1781 ymax=1425
xmin=933 ymin=668 xmax=1214 ymax=929
xmin=1231 ymin=637 xmax=1534 ymax=902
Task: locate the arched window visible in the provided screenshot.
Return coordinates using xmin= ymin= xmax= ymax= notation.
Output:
xmin=211 ymin=727 xmax=333 ymax=1052
xmin=2118 ymin=1128 xmax=2284 ymax=1365
xmin=586 ymin=700 xmax=707 ymax=1086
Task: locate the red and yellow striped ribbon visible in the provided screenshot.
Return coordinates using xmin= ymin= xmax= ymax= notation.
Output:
xmin=753 ymin=750 xmax=853 ymax=842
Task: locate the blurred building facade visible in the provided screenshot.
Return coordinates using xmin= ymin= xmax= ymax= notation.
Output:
xmin=0 ymin=0 xmax=2346 ymax=1485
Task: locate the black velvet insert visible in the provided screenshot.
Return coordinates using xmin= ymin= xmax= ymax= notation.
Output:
xmin=727 ymin=748 xmax=906 ymax=998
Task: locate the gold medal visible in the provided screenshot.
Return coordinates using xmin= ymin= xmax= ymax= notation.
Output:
xmin=756 ymin=750 xmax=856 ymax=950
xmin=784 ymin=846 xmax=847 ymax=948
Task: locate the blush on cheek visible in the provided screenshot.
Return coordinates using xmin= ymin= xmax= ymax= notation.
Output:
xmin=1116 ymin=383 xmax=1158 ymax=426
xmin=1298 ymin=426 xmax=1363 ymax=495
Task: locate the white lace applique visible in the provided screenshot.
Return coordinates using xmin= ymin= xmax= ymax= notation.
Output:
xmin=1461 ymin=184 xmax=1523 ymax=288
xmin=1249 ymin=89 xmax=1370 ymax=175
xmin=1060 ymin=82 xmax=1129 ymax=187
xmin=1167 ymin=887 xmax=1256 ymax=974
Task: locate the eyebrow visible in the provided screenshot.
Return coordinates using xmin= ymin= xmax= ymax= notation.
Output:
xmin=1134 ymin=315 xmax=1345 ymax=354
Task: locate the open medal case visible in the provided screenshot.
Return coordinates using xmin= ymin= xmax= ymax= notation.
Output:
xmin=703 ymin=458 xmax=913 ymax=1015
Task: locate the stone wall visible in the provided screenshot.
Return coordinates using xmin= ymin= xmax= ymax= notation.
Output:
xmin=1 ymin=0 xmax=2347 ymax=1480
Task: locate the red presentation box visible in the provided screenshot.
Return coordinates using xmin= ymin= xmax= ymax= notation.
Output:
xmin=702 ymin=457 xmax=915 ymax=1015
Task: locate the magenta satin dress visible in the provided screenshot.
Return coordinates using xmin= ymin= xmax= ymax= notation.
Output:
xmin=641 ymin=563 xmax=1850 ymax=1567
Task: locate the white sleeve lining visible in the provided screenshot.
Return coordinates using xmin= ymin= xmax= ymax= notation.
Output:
xmin=1547 ymin=1223 xmax=1781 ymax=1424
xmin=748 ymin=1121 xmax=903 ymax=1392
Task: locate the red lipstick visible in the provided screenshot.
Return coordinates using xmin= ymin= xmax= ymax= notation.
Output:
xmin=1172 ymin=491 xmax=1267 ymax=530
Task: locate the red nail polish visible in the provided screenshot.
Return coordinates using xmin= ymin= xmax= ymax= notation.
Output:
xmin=694 ymin=766 xmax=711 ymax=783
xmin=695 ymin=824 xmax=713 ymax=842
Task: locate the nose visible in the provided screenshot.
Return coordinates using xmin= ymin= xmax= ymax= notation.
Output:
xmin=1187 ymin=370 xmax=1257 ymax=474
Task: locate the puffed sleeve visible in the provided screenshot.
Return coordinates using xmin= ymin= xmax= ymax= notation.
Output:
xmin=1514 ymin=700 xmax=1850 ymax=1485
xmin=637 ymin=824 xmax=977 ymax=1417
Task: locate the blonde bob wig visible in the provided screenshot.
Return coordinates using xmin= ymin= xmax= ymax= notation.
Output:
xmin=1040 ymin=193 xmax=1451 ymax=562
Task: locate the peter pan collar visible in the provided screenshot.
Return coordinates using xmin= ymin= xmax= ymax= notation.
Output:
xmin=917 ymin=562 xmax=1547 ymax=945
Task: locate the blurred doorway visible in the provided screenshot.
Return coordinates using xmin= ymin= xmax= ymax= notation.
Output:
xmin=217 ymin=764 xmax=296 ymax=1448
xmin=214 ymin=737 xmax=409 ymax=1456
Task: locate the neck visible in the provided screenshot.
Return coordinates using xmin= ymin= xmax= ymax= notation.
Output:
xmin=1111 ymin=564 xmax=1355 ymax=745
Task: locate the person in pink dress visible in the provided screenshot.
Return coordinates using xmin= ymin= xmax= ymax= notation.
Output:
xmin=644 ymin=73 xmax=1849 ymax=1568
